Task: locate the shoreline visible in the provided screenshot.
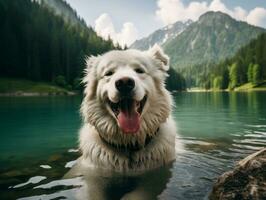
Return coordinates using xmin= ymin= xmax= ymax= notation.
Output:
xmin=1 ymin=89 xmax=266 ymax=96
xmin=186 ymin=88 xmax=266 ymax=93
xmin=0 ymin=78 xmax=80 ymax=96
xmin=187 ymin=81 xmax=266 ymax=92
xmin=0 ymin=91 xmax=78 ymax=97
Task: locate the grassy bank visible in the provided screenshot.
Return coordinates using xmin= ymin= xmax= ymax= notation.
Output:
xmin=234 ymin=81 xmax=266 ymax=91
xmin=0 ymin=78 xmax=76 ymax=96
xmin=187 ymin=87 xmax=212 ymax=92
xmin=187 ymin=81 xmax=266 ymax=92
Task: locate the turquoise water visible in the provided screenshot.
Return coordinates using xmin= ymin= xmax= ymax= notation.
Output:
xmin=0 ymin=92 xmax=265 ymax=199
xmin=0 ymin=96 xmax=81 ymax=170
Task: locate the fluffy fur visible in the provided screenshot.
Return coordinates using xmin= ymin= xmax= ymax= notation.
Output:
xmin=79 ymin=44 xmax=177 ymax=172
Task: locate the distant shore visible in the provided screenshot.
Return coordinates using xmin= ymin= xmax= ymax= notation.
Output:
xmin=187 ymin=81 xmax=266 ymax=92
xmin=0 ymin=78 xmax=78 ymax=96
xmin=0 ymin=91 xmax=77 ymax=97
xmin=1 ymin=78 xmax=266 ymax=96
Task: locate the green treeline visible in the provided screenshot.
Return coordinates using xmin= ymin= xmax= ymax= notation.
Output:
xmin=0 ymin=0 xmax=186 ymax=91
xmin=0 ymin=0 xmax=116 ymax=90
xmin=166 ymin=67 xmax=186 ymax=91
xmin=190 ymin=33 xmax=266 ymax=90
xmin=213 ymin=33 xmax=266 ymax=90
xmin=41 ymin=0 xmax=88 ymax=28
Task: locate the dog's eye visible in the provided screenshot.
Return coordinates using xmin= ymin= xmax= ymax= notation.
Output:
xmin=104 ymin=71 xmax=114 ymax=76
xmin=135 ymin=68 xmax=145 ymax=74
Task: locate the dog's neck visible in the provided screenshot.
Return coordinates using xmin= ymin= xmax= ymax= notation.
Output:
xmin=98 ymin=128 xmax=159 ymax=153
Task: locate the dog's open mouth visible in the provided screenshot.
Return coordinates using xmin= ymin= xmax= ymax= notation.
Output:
xmin=108 ymin=95 xmax=147 ymax=134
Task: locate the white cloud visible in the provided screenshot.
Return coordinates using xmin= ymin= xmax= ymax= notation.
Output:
xmin=156 ymin=0 xmax=266 ymax=28
xmin=116 ymin=23 xmax=138 ymax=47
xmin=94 ymin=13 xmax=138 ymax=47
xmin=247 ymin=7 xmax=266 ymax=28
xmin=94 ymin=13 xmax=116 ymax=41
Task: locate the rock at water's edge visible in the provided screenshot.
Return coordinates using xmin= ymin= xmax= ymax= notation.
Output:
xmin=209 ymin=148 xmax=266 ymax=200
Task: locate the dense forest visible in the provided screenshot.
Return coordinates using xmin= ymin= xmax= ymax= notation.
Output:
xmin=0 ymin=0 xmax=186 ymax=91
xmin=181 ymin=33 xmax=266 ymax=90
xmin=0 ymin=0 xmax=116 ymax=90
xmin=41 ymin=0 xmax=88 ymax=28
xmin=166 ymin=67 xmax=186 ymax=91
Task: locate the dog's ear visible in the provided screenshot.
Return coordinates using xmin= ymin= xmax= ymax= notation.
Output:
xmin=147 ymin=44 xmax=169 ymax=71
xmin=83 ymin=55 xmax=100 ymax=99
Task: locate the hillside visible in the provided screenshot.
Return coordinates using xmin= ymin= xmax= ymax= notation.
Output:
xmin=198 ymin=33 xmax=266 ymax=90
xmin=0 ymin=78 xmax=73 ymax=96
xmin=163 ymin=11 xmax=265 ymax=69
xmin=42 ymin=0 xmax=87 ymax=28
xmin=0 ymin=0 xmax=115 ymax=90
xmin=0 ymin=0 xmax=186 ymax=92
xmin=130 ymin=20 xmax=192 ymax=50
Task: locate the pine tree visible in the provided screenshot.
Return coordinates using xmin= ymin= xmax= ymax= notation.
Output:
xmin=252 ymin=64 xmax=261 ymax=85
xmin=229 ymin=63 xmax=239 ymax=89
xmin=221 ymin=68 xmax=229 ymax=89
xmin=247 ymin=63 xmax=253 ymax=83
xmin=213 ymin=76 xmax=222 ymax=89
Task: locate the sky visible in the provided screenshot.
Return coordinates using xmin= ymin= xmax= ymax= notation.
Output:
xmin=65 ymin=0 xmax=266 ymax=47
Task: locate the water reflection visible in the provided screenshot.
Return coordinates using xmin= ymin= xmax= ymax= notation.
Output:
xmin=62 ymin=161 xmax=173 ymax=200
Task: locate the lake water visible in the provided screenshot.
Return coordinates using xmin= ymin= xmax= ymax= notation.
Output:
xmin=0 ymin=92 xmax=265 ymax=199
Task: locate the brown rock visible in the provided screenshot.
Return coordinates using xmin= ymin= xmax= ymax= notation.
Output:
xmin=209 ymin=148 xmax=266 ymax=200
xmin=48 ymin=154 xmax=62 ymax=162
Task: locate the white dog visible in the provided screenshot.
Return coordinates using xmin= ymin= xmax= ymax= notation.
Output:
xmin=64 ymin=45 xmax=178 ymax=199
xmin=78 ymin=45 xmax=177 ymax=172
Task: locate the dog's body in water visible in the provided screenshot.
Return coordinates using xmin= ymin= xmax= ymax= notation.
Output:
xmin=66 ymin=45 xmax=179 ymax=199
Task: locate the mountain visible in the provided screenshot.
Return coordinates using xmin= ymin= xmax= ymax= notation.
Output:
xmin=41 ymin=0 xmax=87 ymax=28
xmin=163 ymin=11 xmax=265 ymax=69
xmin=130 ymin=20 xmax=192 ymax=50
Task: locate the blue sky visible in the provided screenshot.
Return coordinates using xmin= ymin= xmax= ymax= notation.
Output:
xmin=65 ymin=0 xmax=266 ymax=46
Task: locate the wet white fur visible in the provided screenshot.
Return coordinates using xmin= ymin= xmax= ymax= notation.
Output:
xmin=79 ymin=45 xmax=177 ymax=172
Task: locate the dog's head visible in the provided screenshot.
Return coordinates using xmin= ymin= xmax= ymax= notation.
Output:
xmin=81 ymin=45 xmax=172 ymax=146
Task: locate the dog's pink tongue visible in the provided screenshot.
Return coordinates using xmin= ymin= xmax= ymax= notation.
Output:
xmin=118 ymin=110 xmax=140 ymax=134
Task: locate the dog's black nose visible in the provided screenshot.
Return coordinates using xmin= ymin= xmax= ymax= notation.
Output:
xmin=115 ymin=77 xmax=135 ymax=94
